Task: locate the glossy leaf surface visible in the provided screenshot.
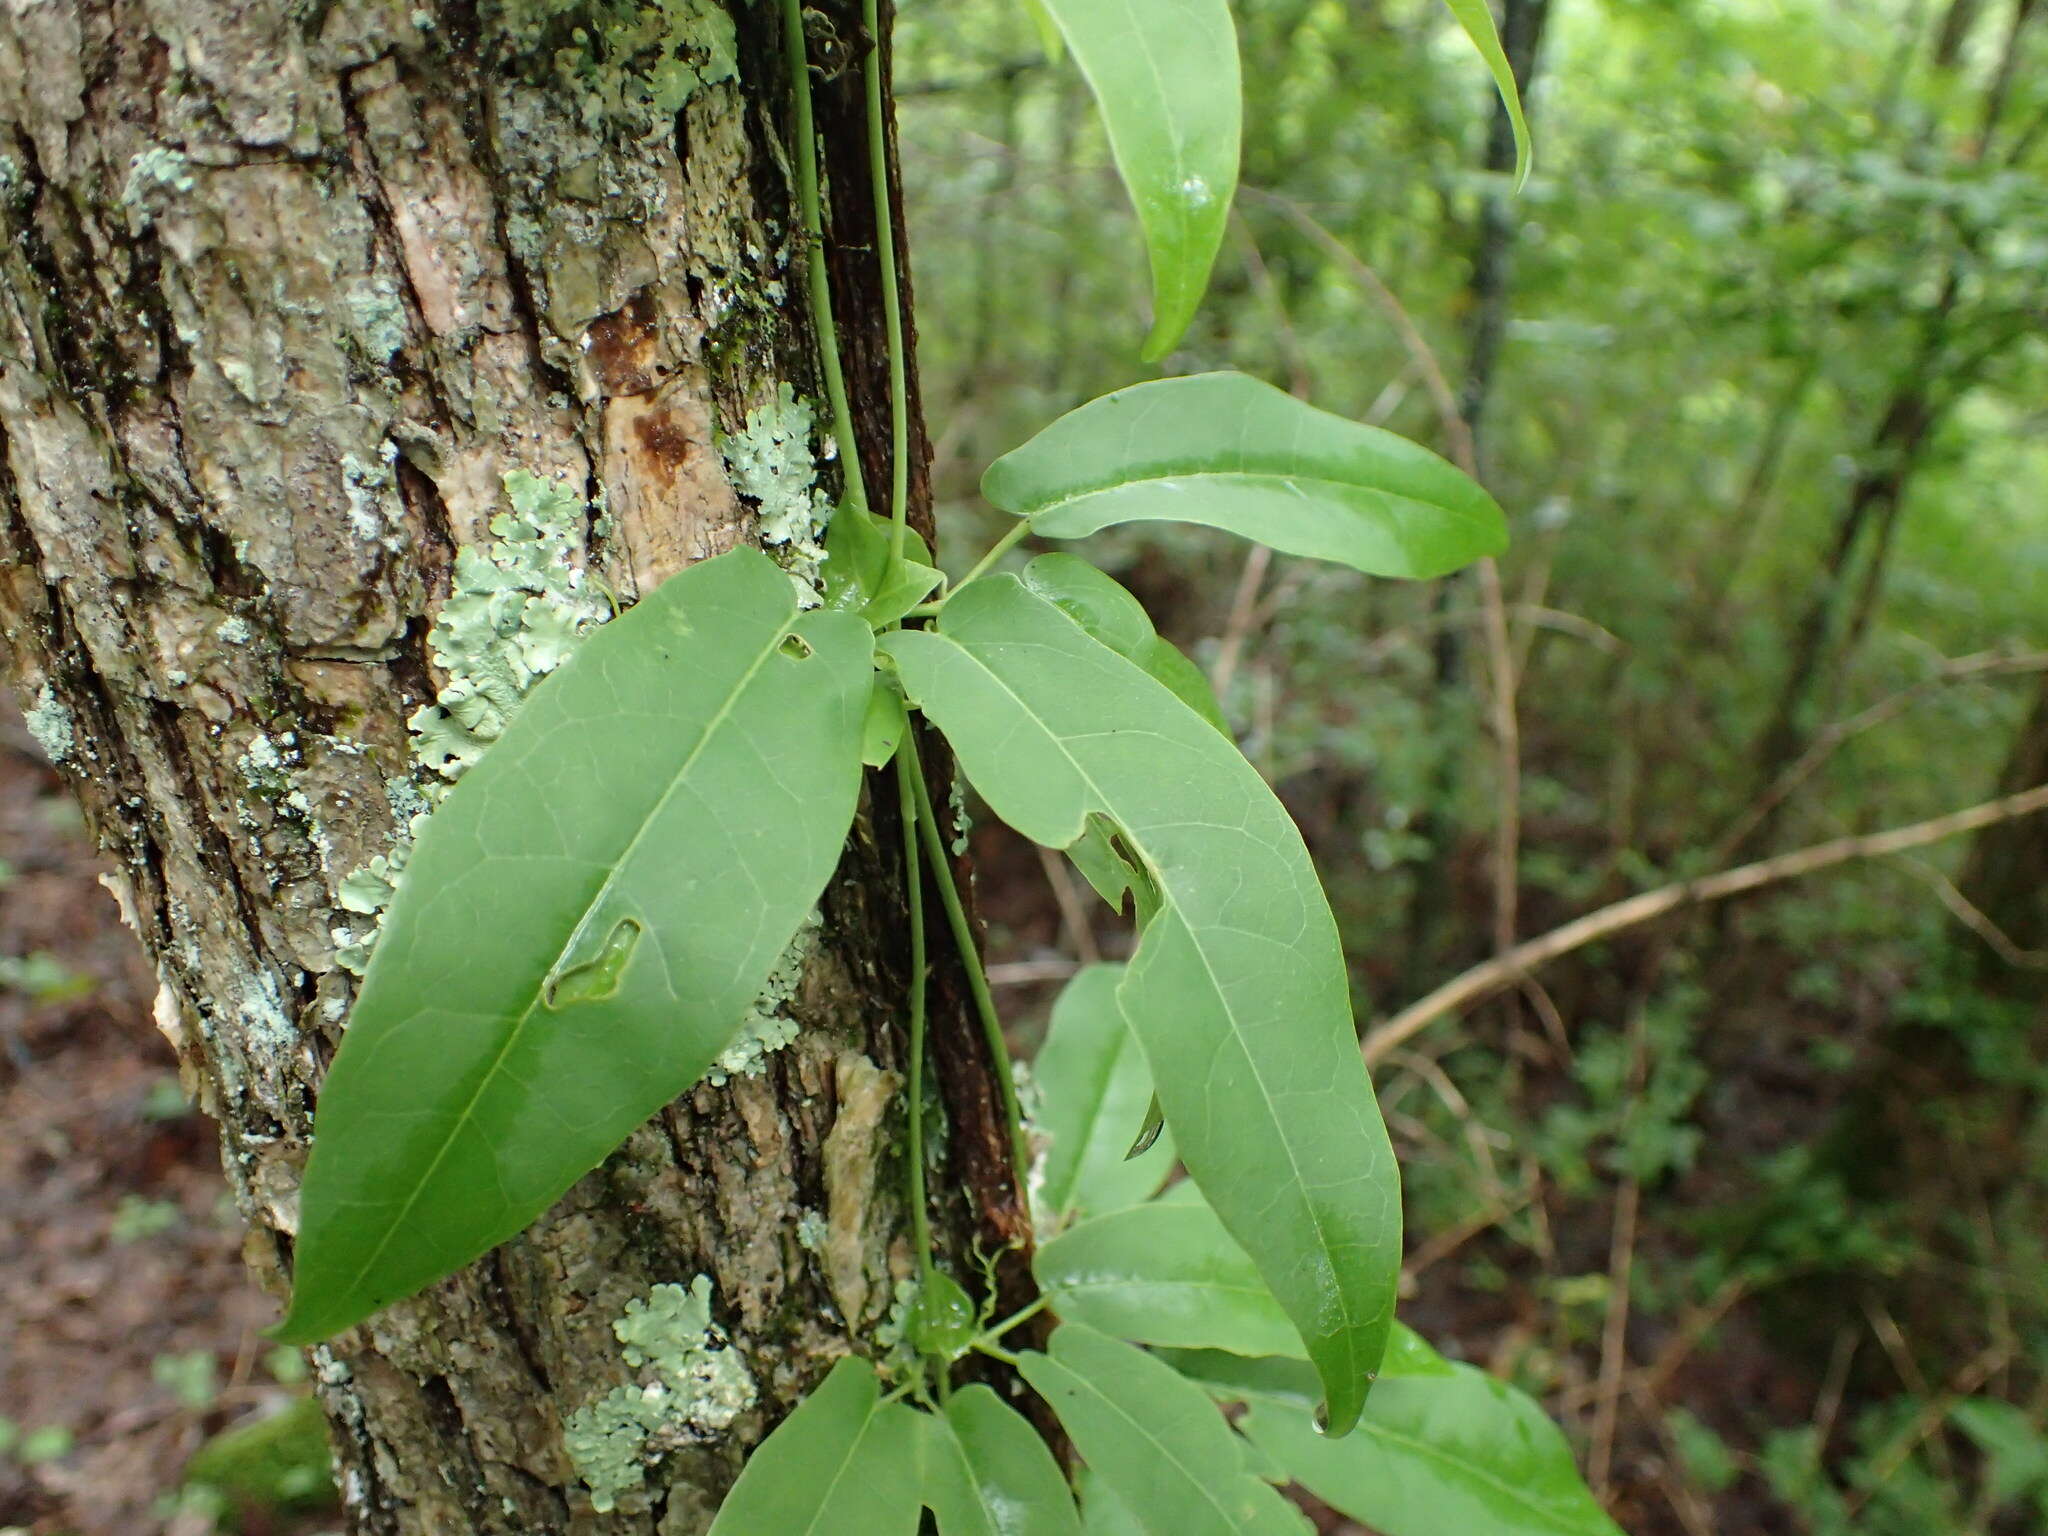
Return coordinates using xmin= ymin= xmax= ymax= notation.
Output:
xmin=1034 ymin=0 xmax=1240 ymax=358
xmin=883 ymin=577 xmax=1399 ymax=1435
xmin=281 ymin=549 xmax=873 ymax=1342
xmin=1439 ymin=0 xmax=1533 ymax=187
xmin=707 ymin=1357 xmax=922 ymax=1535
xmin=1178 ymin=1328 xmax=1625 ymax=1536
xmin=1033 ymin=963 xmax=1175 ymax=1223
xmin=1036 ymin=1190 xmax=1303 ymax=1359
xmin=983 ymin=373 xmax=1505 ymax=580
xmin=917 ymin=1385 xmax=1082 ymax=1536
xmin=1017 ymin=1326 xmax=1308 ymax=1536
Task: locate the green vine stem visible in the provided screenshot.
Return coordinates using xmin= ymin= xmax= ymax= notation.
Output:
xmin=862 ymin=0 xmax=912 ymax=557
xmin=779 ymin=0 xmax=867 ymax=511
xmin=931 ymin=522 xmax=1031 ymax=611
xmin=901 ymin=728 xmax=1032 ymax=1180
xmin=894 ymin=748 xmax=936 ymax=1279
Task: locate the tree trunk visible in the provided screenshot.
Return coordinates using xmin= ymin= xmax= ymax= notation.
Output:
xmin=0 ymin=2 xmax=1030 ymax=1531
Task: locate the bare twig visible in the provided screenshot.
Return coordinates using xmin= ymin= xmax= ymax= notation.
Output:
xmin=1363 ymin=783 xmax=2048 ymax=1063
xmin=1716 ymin=647 xmax=2048 ymax=858
xmin=1037 ymin=846 xmax=1101 ymax=967
xmin=1902 ymin=855 xmax=2048 ymax=968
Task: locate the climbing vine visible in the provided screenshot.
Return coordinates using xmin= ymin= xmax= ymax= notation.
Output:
xmin=278 ymin=1 xmax=1620 ymax=1531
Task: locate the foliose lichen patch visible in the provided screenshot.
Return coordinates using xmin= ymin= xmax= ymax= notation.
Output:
xmin=563 ymin=1277 xmax=757 ymax=1513
xmin=499 ymin=0 xmax=738 ymax=140
xmin=332 ymin=471 xmax=608 ymax=973
xmin=23 ymin=684 xmax=75 ymax=764
xmin=717 ymin=383 xmax=831 ymax=606
xmin=703 ymin=908 xmax=821 ymax=1086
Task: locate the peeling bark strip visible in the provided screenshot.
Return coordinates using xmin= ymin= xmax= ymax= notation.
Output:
xmin=0 ymin=1 xmax=1031 ymax=1530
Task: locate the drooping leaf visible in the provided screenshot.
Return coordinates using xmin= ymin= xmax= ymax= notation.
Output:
xmin=1017 ymin=1325 xmax=1309 ymax=1536
xmin=1036 ymin=1190 xmax=1303 ymax=1359
xmin=1437 ymin=0 xmax=1533 ymax=189
xmin=707 ymin=1357 xmax=922 ymax=1535
xmin=823 ymin=502 xmax=942 ymax=625
xmin=983 ymin=373 xmax=1505 ymax=580
xmin=917 ymin=1384 xmax=1082 ymax=1536
xmin=1020 ymin=555 xmax=1228 ymax=732
xmin=1179 ymin=1327 xmax=1626 ymax=1536
xmin=280 ymin=549 xmax=873 ymax=1342
xmin=1033 ymin=964 xmax=1175 ymax=1223
xmin=882 ymin=578 xmax=1399 ymax=1436
xmin=1033 ymin=0 xmax=1240 ymax=358
xmin=863 ymin=678 xmax=909 ymax=768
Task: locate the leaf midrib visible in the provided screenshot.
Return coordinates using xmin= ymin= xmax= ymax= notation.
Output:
xmin=924 ymin=620 xmax=1371 ymax=1382
xmin=1035 ymin=1354 xmax=1246 ymax=1530
xmin=1020 ymin=468 xmax=1484 ymax=526
xmin=1265 ymin=1406 xmax=1598 ymax=1536
xmin=329 ymin=611 xmax=796 ymax=1311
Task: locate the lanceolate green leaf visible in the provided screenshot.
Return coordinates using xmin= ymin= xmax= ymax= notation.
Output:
xmin=1017 ymin=1326 xmax=1309 ymax=1536
xmin=1020 ymin=555 xmax=1228 ymax=733
xmin=1177 ymin=1328 xmax=1625 ymax=1536
xmin=1033 ymin=0 xmax=1240 ymax=359
xmin=983 ymin=373 xmax=1506 ymax=580
xmin=280 ymin=549 xmax=873 ymax=1343
xmin=917 ymin=1385 xmax=1082 ymax=1536
xmin=1035 ymin=1191 xmax=1303 ymax=1359
xmin=1438 ymin=0 xmax=1533 ymax=189
xmin=707 ymin=1357 xmax=922 ymax=1535
xmin=1033 ymin=963 xmax=1175 ymax=1223
xmin=882 ymin=577 xmax=1399 ymax=1435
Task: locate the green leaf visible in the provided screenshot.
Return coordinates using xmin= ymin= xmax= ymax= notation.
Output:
xmin=882 ymin=577 xmax=1399 ymax=1436
xmin=862 ymin=678 xmax=909 ymax=768
xmin=1019 ymin=0 xmax=1065 ymax=63
xmin=1438 ymin=0 xmax=1533 ymax=189
xmin=1020 ymin=556 xmax=1228 ymax=733
xmin=1951 ymin=1399 xmax=2048 ymax=1506
xmin=708 ymin=1357 xmax=922 ymax=1535
xmin=280 ymin=548 xmax=873 ymax=1342
xmin=1033 ymin=964 xmax=1175 ymax=1223
xmin=1036 ymin=1191 xmax=1303 ymax=1359
xmin=1194 ymin=1326 xmax=1625 ymax=1536
xmin=823 ymin=503 xmax=941 ymax=626
xmin=1018 ymin=1326 xmax=1308 ymax=1535
xmin=983 ymin=373 xmax=1506 ymax=580
xmin=917 ymin=1385 xmax=1082 ymax=1536
xmin=1033 ymin=0 xmax=1240 ymax=358
xmin=1078 ymin=1469 xmax=1148 ymax=1536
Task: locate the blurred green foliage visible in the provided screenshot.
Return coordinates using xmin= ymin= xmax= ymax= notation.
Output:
xmin=900 ymin=0 xmax=2047 ymax=1528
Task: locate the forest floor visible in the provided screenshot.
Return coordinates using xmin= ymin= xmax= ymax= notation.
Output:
xmin=0 ymin=690 xmax=335 ymax=1536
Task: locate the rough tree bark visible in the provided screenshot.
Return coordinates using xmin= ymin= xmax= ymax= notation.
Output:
xmin=0 ymin=1 xmax=1032 ymax=1530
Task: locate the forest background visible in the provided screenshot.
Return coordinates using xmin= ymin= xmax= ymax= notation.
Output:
xmin=2 ymin=0 xmax=2044 ymax=1532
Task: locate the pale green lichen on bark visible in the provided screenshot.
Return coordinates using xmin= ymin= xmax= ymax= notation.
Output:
xmin=564 ymin=1277 xmax=757 ymax=1514
xmin=407 ymin=469 xmax=611 ymax=778
xmin=496 ymin=0 xmax=738 ymax=138
xmin=717 ymin=383 xmax=832 ymax=606
xmin=24 ymin=684 xmax=74 ymax=764
xmin=703 ymin=907 xmax=820 ymax=1085
xmin=333 ymin=471 xmax=608 ymax=973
